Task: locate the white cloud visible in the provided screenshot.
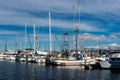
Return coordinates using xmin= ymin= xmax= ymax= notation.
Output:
xmin=0 ymin=0 xmax=109 ymax=32
xmin=80 ymin=23 xmax=106 ymax=32
xmin=0 ymin=0 xmax=75 ymax=24
xmin=0 ymin=0 xmax=75 ymax=14
xmin=79 ymin=33 xmax=107 ymax=42
xmin=111 ymin=32 xmax=120 ymax=36
xmin=80 ymin=0 xmax=120 ymax=15
xmin=0 ymin=30 xmax=18 ymax=35
xmin=109 ymin=43 xmax=119 ymax=47
xmin=0 ymin=14 xmax=106 ymax=32
xmin=110 ymin=34 xmax=118 ymax=39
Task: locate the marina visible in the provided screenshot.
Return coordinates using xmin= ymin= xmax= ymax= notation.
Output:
xmin=1 ymin=0 xmax=120 ymax=80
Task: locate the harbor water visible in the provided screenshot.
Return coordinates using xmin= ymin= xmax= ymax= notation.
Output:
xmin=0 ymin=61 xmax=120 ymax=80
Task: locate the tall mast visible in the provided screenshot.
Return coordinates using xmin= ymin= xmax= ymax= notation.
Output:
xmin=33 ymin=24 xmax=36 ymax=53
xmin=75 ymin=27 xmax=79 ymax=59
xmin=72 ymin=5 xmax=75 ymax=50
xmin=49 ymin=11 xmax=52 ymax=54
xmin=25 ymin=21 xmax=27 ymax=50
xmin=75 ymin=1 xmax=80 ymax=60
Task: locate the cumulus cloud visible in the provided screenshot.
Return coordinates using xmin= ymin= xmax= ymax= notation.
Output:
xmin=79 ymin=33 xmax=106 ymax=42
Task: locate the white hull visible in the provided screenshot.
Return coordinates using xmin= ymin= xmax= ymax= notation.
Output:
xmin=100 ymin=61 xmax=120 ymax=69
xmin=36 ymin=59 xmax=45 ymax=63
xmin=50 ymin=59 xmax=96 ymax=66
xmin=9 ymin=56 xmax=16 ymax=61
xmin=35 ymin=56 xmax=46 ymax=64
xmin=0 ymin=54 xmax=7 ymax=60
xmin=20 ymin=57 xmax=26 ymax=62
xmin=0 ymin=57 xmax=4 ymax=60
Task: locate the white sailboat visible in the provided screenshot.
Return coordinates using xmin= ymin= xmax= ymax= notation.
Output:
xmin=33 ymin=23 xmax=48 ymax=63
xmin=35 ymin=11 xmax=51 ymax=62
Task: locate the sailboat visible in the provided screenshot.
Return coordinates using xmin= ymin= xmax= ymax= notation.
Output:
xmin=33 ymin=23 xmax=49 ymax=63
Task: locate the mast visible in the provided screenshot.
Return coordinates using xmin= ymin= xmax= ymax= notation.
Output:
xmin=96 ymin=39 xmax=100 ymax=56
xmin=75 ymin=1 xmax=80 ymax=60
xmin=49 ymin=11 xmax=52 ymax=54
xmin=5 ymin=40 xmax=7 ymax=52
xmin=75 ymin=27 xmax=79 ymax=59
xmin=72 ymin=5 xmax=75 ymax=50
xmin=14 ymin=34 xmax=18 ymax=53
xmin=28 ymin=31 xmax=32 ymax=49
xmin=78 ymin=1 xmax=80 ymax=26
xmin=25 ymin=21 xmax=27 ymax=50
xmin=33 ymin=24 xmax=36 ymax=53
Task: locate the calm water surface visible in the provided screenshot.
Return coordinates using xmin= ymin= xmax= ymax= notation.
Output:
xmin=0 ymin=61 xmax=120 ymax=80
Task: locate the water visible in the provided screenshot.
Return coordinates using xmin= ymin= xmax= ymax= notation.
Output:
xmin=0 ymin=61 xmax=120 ymax=80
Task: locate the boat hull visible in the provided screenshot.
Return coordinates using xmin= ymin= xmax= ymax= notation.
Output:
xmin=100 ymin=61 xmax=120 ymax=69
xmin=50 ymin=59 xmax=96 ymax=66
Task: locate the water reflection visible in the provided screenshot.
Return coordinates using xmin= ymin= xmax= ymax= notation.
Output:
xmin=1 ymin=61 xmax=120 ymax=80
xmin=44 ymin=66 xmax=85 ymax=80
xmin=110 ymin=70 xmax=120 ymax=80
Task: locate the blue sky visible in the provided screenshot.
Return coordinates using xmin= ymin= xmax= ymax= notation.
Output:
xmin=0 ymin=0 xmax=120 ymax=50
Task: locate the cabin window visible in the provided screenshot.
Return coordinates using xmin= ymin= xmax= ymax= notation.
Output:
xmin=111 ymin=58 xmax=116 ymax=61
xmin=111 ymin=58 xmax=120 ymax=61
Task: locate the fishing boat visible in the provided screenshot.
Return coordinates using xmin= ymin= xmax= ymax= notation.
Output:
xmin=49 ymin=55 xmax=96 ymax=66
xmin=46 ymin=50 xmax=96 ymax=66
xmin=46 ymin=5 xmax=96 ymax=66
